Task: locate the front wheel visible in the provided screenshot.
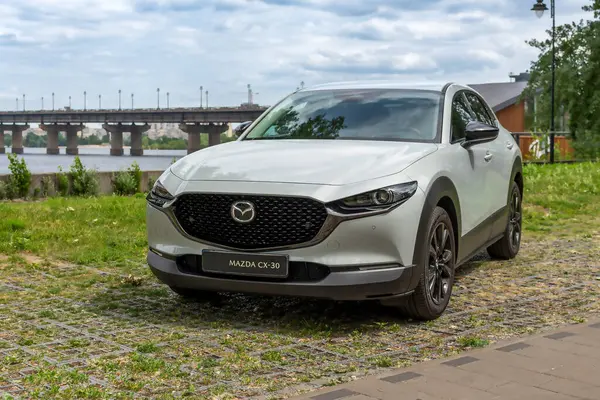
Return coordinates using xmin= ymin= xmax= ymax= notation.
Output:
xmin=397 ymin=206 xmax=456 ymax=321
xmin=487 ymin=181 xmax=522 ymax=260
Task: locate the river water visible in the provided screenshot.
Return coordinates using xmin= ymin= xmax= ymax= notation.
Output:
xmin=0 ymin=147 xmax=187 ymax=174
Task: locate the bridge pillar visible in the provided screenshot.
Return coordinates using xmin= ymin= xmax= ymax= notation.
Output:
xmin=179 ymin=123 xmax=204 ymax=154
xmin=40 ymin=124 xmax=60 ymax=155
xmin=0 ymin=124 xmax=5 ymax=154
xmin=207 ymin=123 xmax=226 ymax=146
xmin=128 ymin=124 xmax=150 ymax=156
xmin=65 ymin=124 xmax=84 ymax=155
xmin=8 ymin=124 xmax=29 ymax=154
xmin=102 ymin=123 xmax=124 ymax=156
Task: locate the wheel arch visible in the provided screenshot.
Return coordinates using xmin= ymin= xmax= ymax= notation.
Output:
xmin=409 ymin=176 xmax=462 ymax=290
xmin=511 ymin=156 xmax=524 ymax=199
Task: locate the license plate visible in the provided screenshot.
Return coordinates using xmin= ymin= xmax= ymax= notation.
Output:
xmin=202 ymin=250 xmax=289 ymax=278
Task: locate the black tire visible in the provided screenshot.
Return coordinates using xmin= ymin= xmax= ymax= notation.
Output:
xmin=398 ymin=206 xmax=456 ymax=321
xmin=487 ymin=181 xmax=522 ymax=260
xmin=169 ymin=286 xmax=221 ymax=303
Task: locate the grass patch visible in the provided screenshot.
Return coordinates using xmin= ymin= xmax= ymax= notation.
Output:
xmin=457 ymin=336 xmax=490 ymax=348
xmin=522 ymin=162 xmax=600 ymax=236
xmin=0 ymin=195 xmax=147 ymax=271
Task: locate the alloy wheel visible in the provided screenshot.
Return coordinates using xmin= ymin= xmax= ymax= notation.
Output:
xmin=508 ymin=190 xmax=522 ymax=251
xmin=428 ymin=222 xmax=453 ymax=305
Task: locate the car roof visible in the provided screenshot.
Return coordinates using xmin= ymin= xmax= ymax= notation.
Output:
xmin=303 ymin=80 xmax=453 ymax=93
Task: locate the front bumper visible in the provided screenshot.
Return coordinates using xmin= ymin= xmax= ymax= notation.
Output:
xmin=145 ymin=181 xmax=427 ymax=300
xmin=147 ymin=250 xmax=415 ymax=301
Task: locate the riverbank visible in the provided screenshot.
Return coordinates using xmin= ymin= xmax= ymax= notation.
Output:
xmin=0 ymin=147 xmax=184 ymax=174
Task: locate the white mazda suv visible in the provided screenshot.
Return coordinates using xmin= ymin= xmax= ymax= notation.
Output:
xmin=146 ymin=81 xmax=524 ymax=320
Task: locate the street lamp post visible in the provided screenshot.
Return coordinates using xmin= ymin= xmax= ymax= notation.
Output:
xmin=119 ymin=89 xmax=122 ymax=110
xmin=99 ymin=94 xmax=102 ymax=109
xmin=205 ymin=90 xmax=209 ymax=108
xmin=69 ymin=96 xmax=72 ymax=108
xmin=131 ymin=93 xmax=134 ymax=109
xmin=52 ymin=92 xmax=55 ymax=111
xmin=23 ymin=94 xmax=25 ymax=111
xmin=157 ymin=88 xmax=160 ymax=109
xmin=532 ymin=0 xmax=556 ymax=163
xmin=16 ymin=98 xmax=18 ymax=111
xmin=42 ymin=97 xmax=44 ymax=110
xmin=200 ymin=86 xmax=203 ymax=108
xmin=167 ymin=92 xmax=170 ymax=109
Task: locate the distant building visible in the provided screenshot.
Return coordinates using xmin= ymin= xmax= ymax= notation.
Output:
xmin=469 ymin=72 xmax=532 ymax=133
xmin=470 ymin=71 xmax=568 ymax=133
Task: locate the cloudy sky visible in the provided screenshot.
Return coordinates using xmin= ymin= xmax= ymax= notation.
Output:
xmin=0 ymin=0 xmax=592 ymax=111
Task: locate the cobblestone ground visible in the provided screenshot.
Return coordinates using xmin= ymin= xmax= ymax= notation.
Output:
xmin=1 ymin=237 xmax=600 ymax=399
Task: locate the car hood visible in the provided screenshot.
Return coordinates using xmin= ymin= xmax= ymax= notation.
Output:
xmin=170 ymin=139 xmax=438 ymax=186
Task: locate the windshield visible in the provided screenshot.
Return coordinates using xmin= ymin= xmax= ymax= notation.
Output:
xmin=242 ymin=88 xmax=442 ymax=142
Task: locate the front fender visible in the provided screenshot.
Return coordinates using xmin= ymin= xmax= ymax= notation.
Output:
xmin=408 ymin=176 xmax=461 ymax=290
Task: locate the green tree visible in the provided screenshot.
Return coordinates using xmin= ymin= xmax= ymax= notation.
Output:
xmin=523 ymin=0 xmax=600 ymax=159
xmin=24 ymin=131 xmax=46 ymax=148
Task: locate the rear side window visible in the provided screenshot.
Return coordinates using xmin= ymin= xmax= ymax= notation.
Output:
xmin=464 ymin=92 xmax=495 ymax=126
xmin=451 ymin=93 xmax=473 ymax=142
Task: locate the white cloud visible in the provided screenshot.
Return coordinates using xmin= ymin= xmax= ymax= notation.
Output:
xmin=0 ymin=0 xmax=593 ymax=111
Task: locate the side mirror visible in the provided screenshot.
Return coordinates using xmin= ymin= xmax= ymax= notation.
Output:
xmin=234 ymin=121 xmax=252 ymax=137
xmin=462 ymin=121 xmax=499 ymax=147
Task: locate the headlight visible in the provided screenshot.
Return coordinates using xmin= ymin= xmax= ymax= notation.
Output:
xmin=332 ymin=181 xmax=418 ymax=214
xmin=146 ymin=180 xmax=174 ymax=207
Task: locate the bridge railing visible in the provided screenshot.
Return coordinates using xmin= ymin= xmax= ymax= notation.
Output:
xmin=0 ymin=105 xmax=268 ymax=114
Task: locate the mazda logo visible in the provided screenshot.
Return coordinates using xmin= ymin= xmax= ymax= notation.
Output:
xmin=230 ymin=201 xmax=256 ymax=223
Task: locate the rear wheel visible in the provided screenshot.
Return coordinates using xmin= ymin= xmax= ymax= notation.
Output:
xmin=487 ymin=181 xmax=522 ymax=260
xmin=397 ymin=206 xmax=456 ymax=321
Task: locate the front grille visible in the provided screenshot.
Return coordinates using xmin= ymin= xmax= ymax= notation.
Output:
xmin=172 ymin=193 xmax=329 ymax=249
xmin=177 ymin=255 xmax=331 ymax=282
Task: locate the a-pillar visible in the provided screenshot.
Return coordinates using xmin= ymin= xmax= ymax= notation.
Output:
xmin=128 ymin=124 xmax=150 ymax=156
xmin=10 ymin=124 xmax=29 ymax=154
xmin=179 ymin=123 xmax=203 ymax=154
xmin=102 ymin=123 xmax=125 ymax=156
xmin=65 ymin=124 xmax=84 ymax=155
xmin=40 ymin=123 xmax=60 ymax=155
xmin=207 ymin=123 xmax=224 ymax=147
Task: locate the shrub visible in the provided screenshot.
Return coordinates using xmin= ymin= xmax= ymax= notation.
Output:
xmin=572 ymin=131 xmax=600 ymax=161
xmin=56 ymin=166 xmax=69 ymax=196
xmin=6 ymin=153 xmax=31 ymax=198
xmin=0 ymin=180 xmax=7 ymax=200
xmin=112 ymin=161 xmax=142 ymax=195
xmin=112 ymin=171 xmax=138 ymax=195
xmin=147 ymin=176 xmax=156 ymax=193
xmin=69 ymin=156 xmax=99 ymax=197
xmin=41 ymin=176 xmax=55 ymax=197
xmin=128 ymin=161 xmax=142 ymax=192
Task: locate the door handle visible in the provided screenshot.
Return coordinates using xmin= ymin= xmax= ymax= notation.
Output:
xmin=506 ymin=141 xmax=514 ymax=150
xmin=484 ymin=152 xmax=493 ymax=162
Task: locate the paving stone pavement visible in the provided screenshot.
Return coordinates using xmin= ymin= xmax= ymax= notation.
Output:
xmin=293 ymin=319 xmax=600 ymax=400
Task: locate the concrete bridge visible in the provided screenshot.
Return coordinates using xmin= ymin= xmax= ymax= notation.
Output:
xmin=0 ymin=106 xmax=268 ymax=156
